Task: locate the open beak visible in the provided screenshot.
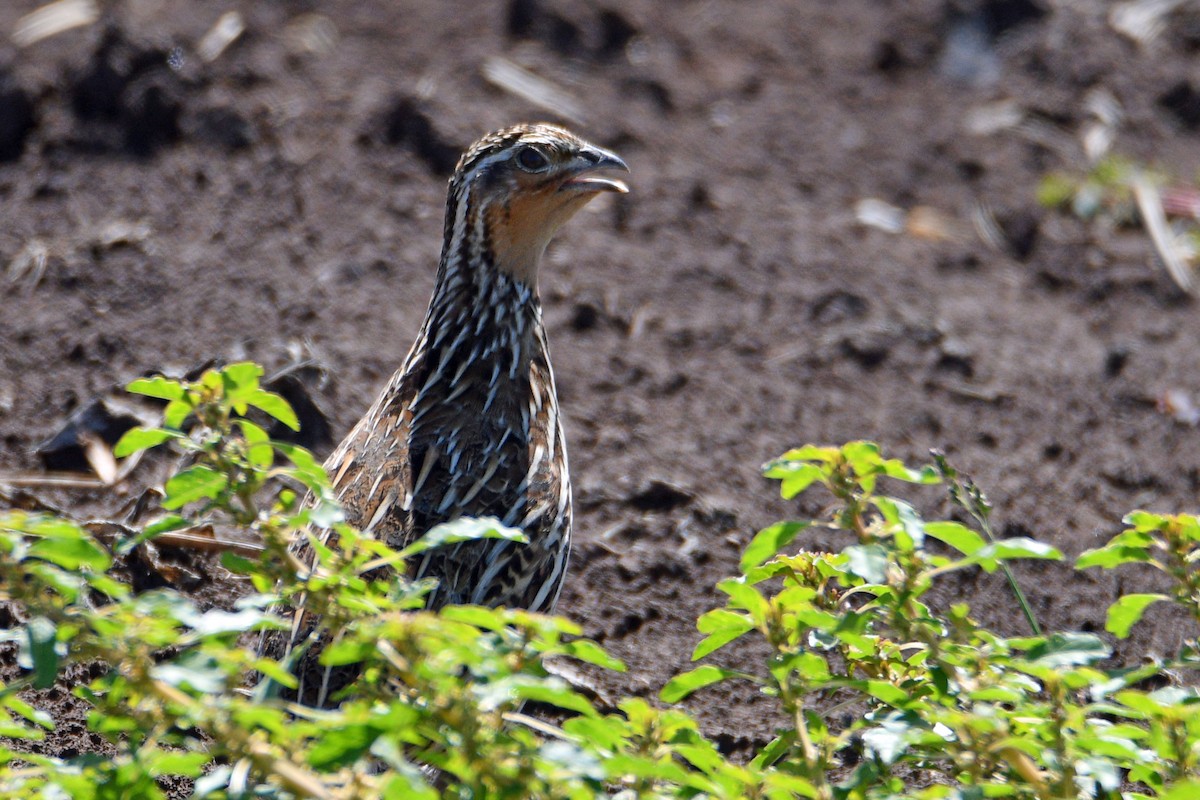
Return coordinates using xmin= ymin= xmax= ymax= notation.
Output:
xmin=562 ymin=146 xmax=630 ymax=194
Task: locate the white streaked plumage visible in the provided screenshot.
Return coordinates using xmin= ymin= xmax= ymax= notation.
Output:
xmin=257 ymin=123 xmax=628 ymax=707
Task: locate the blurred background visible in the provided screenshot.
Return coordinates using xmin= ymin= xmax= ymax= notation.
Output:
xmin=3 ymin=0 xmax=1200 ymax=753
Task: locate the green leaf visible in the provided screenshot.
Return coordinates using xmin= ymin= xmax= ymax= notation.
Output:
xmin=152 ymin=658 xmax=225 ymax=694
xmin=1123 ymin=510 xmax=1170 ymax=531
xmin=779 ymin=465 xmax=824 ymax=499
xmin=980 ymin=537 xmax=1062 ymax=561
xmin=163 ymin=399 xmax=194 ymax=429
xmin=199 ymin=368 xmax=223 ymax=392
xmin=145 ymin=514 xmax=192 ymax=538
xmin=439 ymin=605 xmax=510 ymax=631
xmin=238 ymin=420 xmax=274 ymax=468
xmin=968 ymin=686 xmax=1026 ymax=703
xmin=398 ymin=516 xmax=528 ymax=558
xmin=239 ymin=419 xmax=269 ymax=443
xmin=1115 ymin=688 xmax=1194 ymax=717
xmin=741 ymin=521 xmax=810 ymax=571
xmin=563 ymin=717 xmax=628 ymax=753
xmin=874 ymin=497 xmax=925 ymax=549
xmin=0 ymin=719 xmax=41 ymax=740
xmin=923 ymin=521 xmax=987 ymax=556
xmin=113 ymin=427 xmax=178 ymax=458
xmin=380 ymin=771 xmax=438 ymax=800
xmin=116 ymin=514 xmax=190 ymax=555
xmin=505 ymin=681 xmax=599 ymax=717
xmin=127 ymin=376 xmax=185 ymax=401
xmin=697 ymin=608 xmax=753 ymax=635
xmin=602 ymin=753 xmax=692 ymax=784
xmin=1106 ymin=593 xmax=1168 ymax=639
xmin=272 ymin=443 xmax=333 ymax=493
xmin=1073 ymin=735 xmax=1145 ymax=763
xmin=16 ymin=514 xmax=93 ymax=541
xmin=246 ymin=389 xmax=300 ymax=431
xmin=879 ymin=459 xmax=941 ymax=484
xmin=87 ymin=709 xmax=140 ymax=735
xmin=843 ymin=441 xmax=885 ymax=474
xmin=775 ymin=584 xmax=818 ymax=609
xmin=764 ymin=773 xmax=819 ymax=798
xmin=692 ymin=628 xmax=753 ymax=661
xmin=28 ymin=535 xmax=110 ymax=572
xmin=673 ymin=742 xmax=725 ymax=775
xmin=965 ymin=537 xmax=1062 ymax=572
xmin=307 ymin=723 xmax=377 ymax=770
xmin=162 ymin=466 xmax=228 ymax=510
xmin=321 ymin=638 xmax=375 ymax=667
xmin=844 ymin=544 xmax=888 ymax=584
xmin=84 ymin=573 xmax=129 ymax=599
xmin=693 ymin=609 xmax=755 ymax=659
xmin=751 ymin=731 xmax=795 ymax=770
xmin=250 ymin=659 xmax=298 ymax=690
xmin=717 ymin=578 xmax=769 ymax=625
xmin=1077 ymin=544 xmax=1155 ymax=570
xmin=1163 ymin=780 xmax=1200 ymax=800
xmin=220 ymin=362 xmax=264 ymax=395
xmin=143 ymin=749 xmax=210 ymax=778
xmin=1022 ymin=633 xmax=1110 ymax=668
xmin=863 ymin=680 xmax=910 ymax=707
xmin=22 ymin=563 xmax=83 ymax=604
xmin=3 ymin=696 xmax=54 ymax=731
xmin=661 ymin=665 xmax=738 ymax=702
xmin=771 ymin=651 xmax=830 ymax=683
xmin=26 ymin=618 xmax=59 ymax=690
xmin=775 ymin=444 xmax=839 ymax=462
xmin=560 ymin=639 xmax=626 ymax=672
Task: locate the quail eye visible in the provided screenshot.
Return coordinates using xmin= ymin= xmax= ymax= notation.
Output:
xmin=515 ymin=145 xmax=550 ymax=172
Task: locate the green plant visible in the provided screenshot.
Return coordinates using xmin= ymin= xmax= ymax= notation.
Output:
xmin=664 ymin=443 xmax=1200 ymax=799
xmin=1036 ymin=155 xmax=1149 ymax=221
xmin=2 ymin=367 xmax=1199 ymax=798
xmin=0 ymin=364 xmax=796 ymax=799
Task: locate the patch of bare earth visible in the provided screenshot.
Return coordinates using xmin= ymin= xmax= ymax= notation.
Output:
xmin=2 ymin=0 xmax=1199 ymax=763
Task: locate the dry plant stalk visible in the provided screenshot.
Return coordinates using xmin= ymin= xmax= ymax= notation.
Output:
xmin=481 ymin=57 xmax=585 ymax=124
xmin=12 ymin=0 xmax=98 ymax=47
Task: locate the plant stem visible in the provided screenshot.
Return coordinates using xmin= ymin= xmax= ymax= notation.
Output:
xmin=934 ymin=453 xmax=1042 ymax=636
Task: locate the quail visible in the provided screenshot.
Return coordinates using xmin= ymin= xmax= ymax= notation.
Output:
xmin=262 ymin=123 xmax=629 ymax=707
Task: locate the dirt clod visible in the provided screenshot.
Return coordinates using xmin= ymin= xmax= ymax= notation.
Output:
xmin=373 ymin=95 xmax=461 ymax=176
xmin=0 ymin=77 xmax=35 ymax=162
xmin=35 ymin=399 xmax=139 ymax=473
xmin=625 ymin=480 xmax=693 ymax=513
xmin=1158 ymin=81 xmax=1200 ymax=131
xmin=68 ymin=27 xmax=184 ymax=156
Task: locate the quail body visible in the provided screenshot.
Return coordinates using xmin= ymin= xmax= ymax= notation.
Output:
xmin=263 ymin=123 xmax=628 ymax=706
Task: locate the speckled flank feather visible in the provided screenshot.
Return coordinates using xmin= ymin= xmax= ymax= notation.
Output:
xmin=257 ymin=123 xmax=625 ymax=707
xmin=318 ymin=265 xmax=572 ymax=612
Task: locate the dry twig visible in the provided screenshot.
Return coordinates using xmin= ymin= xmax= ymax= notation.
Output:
xmin=1133 ymin=176 xmax=1196 ymax=294
xmin=12 ymin=0 xmax=97 ymax=47
xmin=481 ymin=57 xmax=585 ymax=124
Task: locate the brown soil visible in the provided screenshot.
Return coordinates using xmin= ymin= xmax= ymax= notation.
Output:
xmin=3 ymin=0 xmax=1200 ymax=767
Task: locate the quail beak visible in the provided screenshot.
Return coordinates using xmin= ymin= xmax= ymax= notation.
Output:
xmin=561 ymin=146 xmax=630 ymax=195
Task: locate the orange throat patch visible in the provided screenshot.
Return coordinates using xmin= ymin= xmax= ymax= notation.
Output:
xmin=485 ymin=185 xmax=595 ymax=287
